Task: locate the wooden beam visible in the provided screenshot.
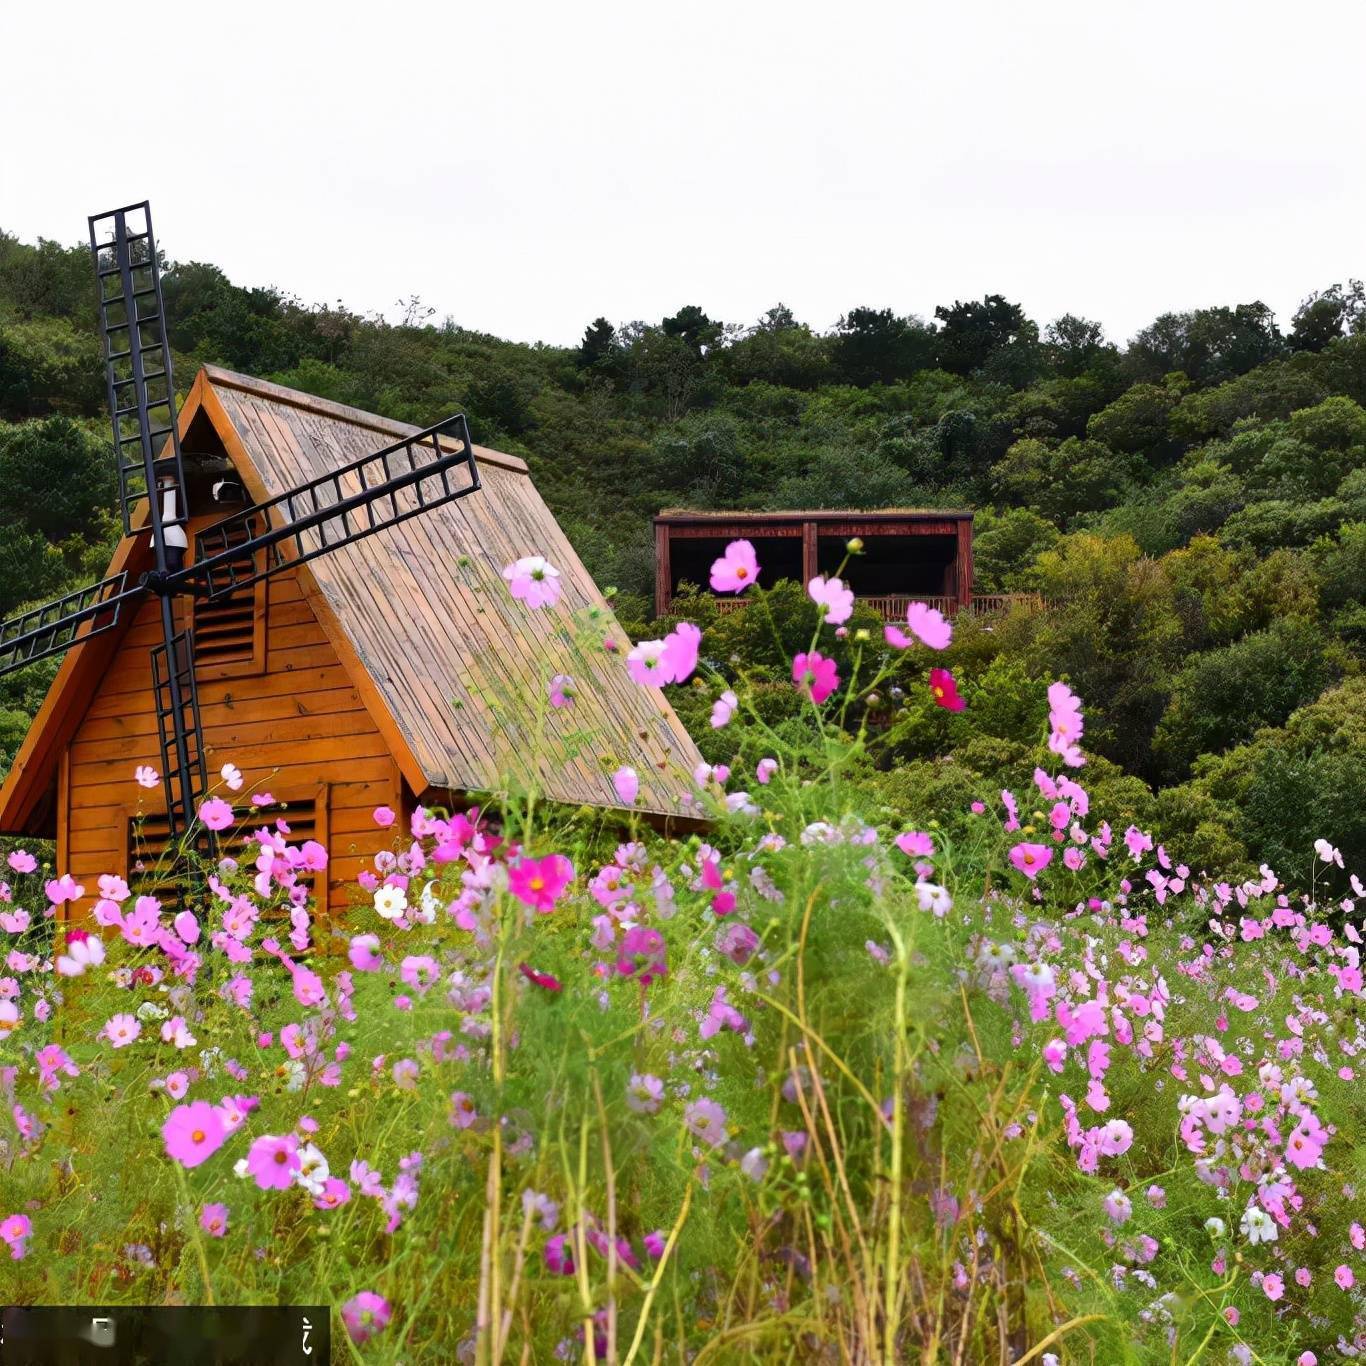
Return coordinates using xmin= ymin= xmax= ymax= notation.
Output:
xmin=654 ymin=520 xmax=672 ymax=618
xmin=801 ymin=520 xmax=817 ymax=585
xmin=958 ymin=521 xmax=974 ymax=610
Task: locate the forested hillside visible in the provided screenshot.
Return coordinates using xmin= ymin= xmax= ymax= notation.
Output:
xmin=2 ymin=230 xmax=1362 ymax=878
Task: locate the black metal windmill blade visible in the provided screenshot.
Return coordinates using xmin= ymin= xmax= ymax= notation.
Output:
xmin=0 ymin=201 xmax=481 ymax=865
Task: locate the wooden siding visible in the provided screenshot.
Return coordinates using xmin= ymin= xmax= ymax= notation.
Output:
xmin=60 ymin=557 xmax=399 ymax=926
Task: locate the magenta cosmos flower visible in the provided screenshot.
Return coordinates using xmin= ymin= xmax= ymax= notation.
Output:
xmin=507 ymin=853 xmax=574 ymax=912
xmin=162 ymin=1100 xmax=227 ymax=1169
xmin=502 ymin=555 xmax=562 ymax=608
xmin=885 ymin=600 xmax=952 ymax=651
xmin=928 ymin=667 xmax=965 ymax=712
xmin=792 ymin=651 xmax=839 ymax=705
xmin=710 ymin=539 xmax=759 ymax=593
xmin=341 ymin=1291 xmax=392 ymax=1345
xmin=1009 ymin=842 xmax=1053 ymax=880
xmin=246 ymin=1133 xmax=300 ymax=1189
xmin=518 ymin=963 xmax=562 ymax=992
xmin=807 ymin=574 xmax=854 ymax=624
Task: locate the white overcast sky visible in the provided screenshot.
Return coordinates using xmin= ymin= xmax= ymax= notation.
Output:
xmin=1 ymin=0 xmax=1362 ymax=349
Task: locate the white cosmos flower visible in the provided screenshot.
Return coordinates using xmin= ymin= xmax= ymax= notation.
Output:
xmin=1239 ymin=1206 xmax=1277 ymax=1245
xmin=294 ymin=1142 xmax=330 ymax=1197
xmin=56 ymin=935 xmax=106 ymax=977
xmin=916 ymin=883 xmax=952 ymax=917
xmin=374 ymin=885 xmax=408 ymax=921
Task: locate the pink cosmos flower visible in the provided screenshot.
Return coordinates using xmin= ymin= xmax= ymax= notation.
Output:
xmin=627 ymin=638 xmax=671 ymax=686
xmin=1047 ymin=681 xmax=1085 ymax=767
xmin=1009 ymin=843 xmax=1053 ymax=879
xmin=1335 ymin=1265 xmax=1355 ymax=1290
xmin=661 ymin=622 xmax=701 ymax=683
xmin=6 ymin=851 xmax=36 ymax=875
xmin=349 ymin=934 xmax=383 ymax=972
xmin=792 ymin=651 xmax=839 ymax=704
xmin=807 ymin=574 xmax=854 ymax=624
xmin=1101 ymin=1190 xmax=1132 ymax=1224
xmin=613 ymin=767 xmax=639 ymax=805
xmin=711 ymin=690 xmax=738 ymax=728
xmin=200 ymin=1203 xmax=229 ymax=1237
xmin=507 ymin=854 xmax=574 ymax=912
xmin=449 ymin=1091 xmax=478 ymax=1129
xmin=197 ymin=797 xmax=234 ymax=832
xmin=895 ymin=831 xmax=934 ymax=858
xmin=928 ymin=667 xmax=965 ymax=712
xmin=251 ymin=791 xmax=275 ymax=806
xmin=45 ymin=874 xmax=84 ymax=905
xmin=101 ymin=1013 xmax=141 ymax=1048
xmin=372 ymin=805 xmax=396 ymax=828
xmin=246 ymin=1133 xmax=300 ymax=1189
xmin=502 ymin=555 xmax=562 ymax=608
xmin=341 ymin=1291 xmax=392 ymax=1345
xmin=1097 ymin=1118 xmax=1133 ymax=1157
xmin=163 ymin=1101 xmax=227 ymax=1169
xmin=1 ymin=1213 xmax=32 ymax=1260
xmin=710 ymin=539 xmax=759 ymax=593
xmin=684 ymin=1097 xmax=728 ymax=1147
xmin=549 ymin=673 xmax=576 ymax=708
xmin=220 ymin=763 xmax=243 ymax=792
xmin=886 ymin=600 xmax=952 ymax=650
xmin=756 ymin=757 xmax=778 ymax=784
xmin=1262 ymin=1273 xmax=1285 ymax=1301
xmin=134 ymin=764 xmax=159 ymax=789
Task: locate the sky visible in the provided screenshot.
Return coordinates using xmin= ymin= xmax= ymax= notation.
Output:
xmin=2 ymin=0 xmax=1363 ymax=349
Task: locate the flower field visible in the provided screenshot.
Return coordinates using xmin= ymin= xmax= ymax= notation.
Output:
xmin=1 ymin=543 xmax=1362 ymax=1364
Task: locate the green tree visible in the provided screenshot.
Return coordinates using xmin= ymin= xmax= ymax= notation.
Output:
xmin=829 ymin=308 xmax=936 ymax=386
xmin=934 ymin=295 xmax=1036 ymax=377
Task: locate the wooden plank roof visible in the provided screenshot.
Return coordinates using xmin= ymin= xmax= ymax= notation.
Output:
xmin=0 ymin=366 xmax=704 ymax=832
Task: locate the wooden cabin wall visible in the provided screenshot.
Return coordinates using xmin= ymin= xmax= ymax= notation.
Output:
xmin=58 ymin=553 xmax=402 ymax=931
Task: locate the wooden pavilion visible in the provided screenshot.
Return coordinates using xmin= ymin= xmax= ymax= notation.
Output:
xmin=654 ymin=508 xmax=976 ymax=619
xmin=0 ymin=367 xmax=703 ymax=920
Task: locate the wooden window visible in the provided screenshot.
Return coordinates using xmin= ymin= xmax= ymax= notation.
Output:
xmin=192 ymin=517 xmax=265 ymax=675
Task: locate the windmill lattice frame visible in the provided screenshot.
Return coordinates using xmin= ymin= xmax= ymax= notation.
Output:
xmin=0 ymin=201 xmax=482 ymax=866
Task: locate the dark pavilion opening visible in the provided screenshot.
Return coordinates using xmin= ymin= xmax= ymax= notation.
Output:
xmin=669 ymin=534 xmax=804 ymax=597
xmin=816 ymin=533 xmax=958 ymax=598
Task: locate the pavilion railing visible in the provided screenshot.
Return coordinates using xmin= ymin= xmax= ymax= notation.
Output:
xmin=704 ymin=592 xmax=1047 ymax=620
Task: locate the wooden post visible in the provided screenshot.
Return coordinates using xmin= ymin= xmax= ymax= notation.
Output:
xmin=654 ymin=519 xmax=671 ymax=618
xmin=801 ymin=520 xmax=817 ymax=586
xmin=957 ymin=516 xmax=973 ymax=611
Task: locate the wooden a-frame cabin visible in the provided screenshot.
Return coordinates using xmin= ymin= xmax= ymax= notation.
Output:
xmin=0 ymin=366 xmax=704 ymax=921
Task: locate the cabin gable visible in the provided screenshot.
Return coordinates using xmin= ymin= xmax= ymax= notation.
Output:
xmin=60 ymin=553 xmax=401 ymax=926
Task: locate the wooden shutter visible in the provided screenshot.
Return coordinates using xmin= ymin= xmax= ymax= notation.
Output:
xmin=192 ymin=516 xmax=263 ymax=671
xmin=127 ymin=790 xmax=328 ymax=923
